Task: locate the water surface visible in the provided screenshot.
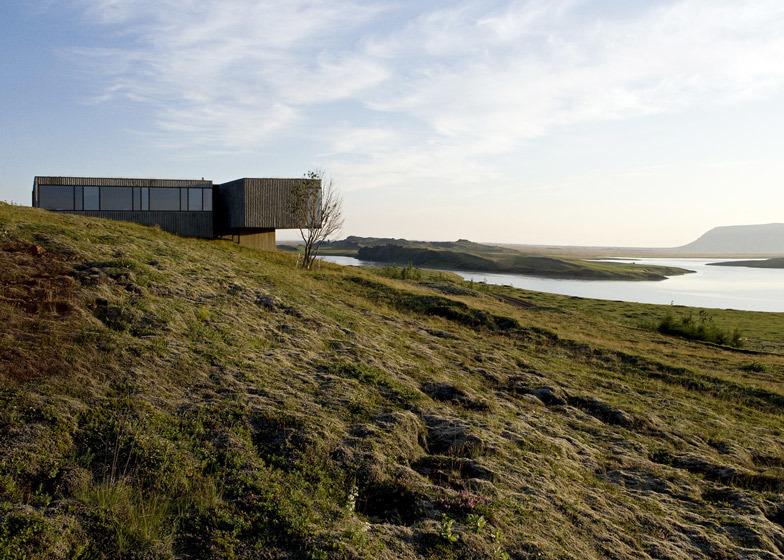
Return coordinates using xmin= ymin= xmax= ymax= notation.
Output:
xmin=321 ymin=256 xmax=784 ymax=312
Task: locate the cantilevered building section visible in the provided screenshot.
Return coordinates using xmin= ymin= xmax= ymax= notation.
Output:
xmin=215 ymin=178 xmax=318 ymax=251
xmin=32 ymin=176 xmax=316 ymax=250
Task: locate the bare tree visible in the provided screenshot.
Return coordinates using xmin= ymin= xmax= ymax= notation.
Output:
xmin=288 ymin=170 xmax=344 ymax=269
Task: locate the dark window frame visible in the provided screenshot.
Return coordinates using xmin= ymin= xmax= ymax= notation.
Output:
xmin=39 ymin=183 xmax=214 ymax=212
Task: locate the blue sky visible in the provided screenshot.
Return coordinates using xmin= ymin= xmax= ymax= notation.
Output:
xmin=2 ymin=0 xmax=784 ymax=246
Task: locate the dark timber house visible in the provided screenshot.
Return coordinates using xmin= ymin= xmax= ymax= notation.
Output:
xmin=32 ymin=176 xmax=318 ymax=250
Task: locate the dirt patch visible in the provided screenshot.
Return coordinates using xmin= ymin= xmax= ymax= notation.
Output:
xmin=357 ymin=479 xmax=423 ymax=525
xmin=0 ymin=239 xmax=82 ymax=381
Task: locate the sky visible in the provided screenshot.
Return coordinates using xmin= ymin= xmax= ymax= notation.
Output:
xmin=2 ymin=0 xmax=784 ymax=247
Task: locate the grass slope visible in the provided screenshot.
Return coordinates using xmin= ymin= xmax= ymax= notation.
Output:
xmin=2 ymin=203 xmax=784 ymax=560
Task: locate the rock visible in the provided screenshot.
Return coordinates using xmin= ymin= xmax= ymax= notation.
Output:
xmin=530 ymin=386 xmax=568 ymax=406
xmin=421 ymin=382 xmax=490 ymax=411
xmin=425 ymin=329 xmax=455 ymax=339
xmin=505 ymin=372 xmax=569 ymax=406
xmin=568 ymin=395 xmax=638 ymax=428
xmin=58 ymin=467 xmax=92 ymax=497
xmin=424 ymin=416 xmax=488 ymax=458
xmin=255 ymin=293 xmax=283 ymax=310
xmin=413 ymin=455 xmax=497 ymax=483
xmin=377 ymin=410 xmax=427 ymax=460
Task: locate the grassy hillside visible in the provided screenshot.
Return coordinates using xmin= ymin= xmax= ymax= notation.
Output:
xmin=2 ymin=203 xmax=784 ymax=560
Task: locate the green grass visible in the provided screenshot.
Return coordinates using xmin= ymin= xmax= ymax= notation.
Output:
xmin=1 ymin=202 xmax=784 ymax=560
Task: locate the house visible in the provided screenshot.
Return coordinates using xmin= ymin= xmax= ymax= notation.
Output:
xmin=32 ymin=176 xmax=318 ymax=250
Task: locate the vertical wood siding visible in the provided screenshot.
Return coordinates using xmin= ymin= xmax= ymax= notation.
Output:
xmin=217 ymin=178 xmax=317 ymax=230
xmin=34 ymin=177 xmax=212 ymax=188
xmin=70 ymin=211 xmax=213 ymax=237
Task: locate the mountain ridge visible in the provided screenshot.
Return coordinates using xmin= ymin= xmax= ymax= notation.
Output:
xmin=676 ymin=223 xmax=784 ymax=254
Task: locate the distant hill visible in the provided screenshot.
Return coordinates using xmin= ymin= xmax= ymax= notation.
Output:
xmin=676 ymin=223 xmax=784 ymax=254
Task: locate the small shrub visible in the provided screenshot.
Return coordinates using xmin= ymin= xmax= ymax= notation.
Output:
xmin=657 ymin=311 xmax=743 ymax=348
xmin=378 ymin=262 xmax=423 ymax=281
xmin=439 ymin=514 xmax=458 ymax=543
xmin=467 ymin=513 xmax=486 ymax=533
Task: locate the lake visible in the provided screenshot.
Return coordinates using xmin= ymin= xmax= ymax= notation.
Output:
xmin=320 ymin=256 xmax=784 ymax=313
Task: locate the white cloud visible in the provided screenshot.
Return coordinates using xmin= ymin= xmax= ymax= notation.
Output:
xmin=66 ymin=0 xmax=390 ymax=149
xmin=64 ymin=0 xmax=784 ymax=188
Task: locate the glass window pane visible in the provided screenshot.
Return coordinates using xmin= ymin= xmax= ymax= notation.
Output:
xmin=133 ymin=187 xmax=141 ymax=210
xmin=180 ymin=188 xmax=188 ymax=211
xmin=84 ymin=187 xmax=99 ymax=210
xmin=141 ymin=188 xmax=149 ymax=211
xmin=188 ymin=188 xmax=202 ymax=211
xmin=38 ymin=185 xmax=74 ymax=210
xmin=74 ymin=186 xmax=83 ymax=210
xmin=100 ymin=187 xmax=133 ymax=211
xmin=202 ymin=188 xmax=212 ymax=211
xmin=149 ymin=187 xmax=180 ymax=211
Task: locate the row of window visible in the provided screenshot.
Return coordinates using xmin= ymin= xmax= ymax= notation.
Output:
xmin=38 ymin=185 xmax=213 ymax=212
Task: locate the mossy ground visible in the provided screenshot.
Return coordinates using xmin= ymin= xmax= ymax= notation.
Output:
xmin=1 ymin=203 xmax=784 ymax=559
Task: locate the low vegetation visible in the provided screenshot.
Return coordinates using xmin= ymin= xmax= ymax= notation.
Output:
xmin=656 ymin=310 xmax=744 ymax=348
xmin=1 ymin=203 xmax=784 ymax=559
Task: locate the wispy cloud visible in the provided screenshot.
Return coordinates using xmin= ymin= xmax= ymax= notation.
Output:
xmin=64 ymin=0 xmax=784 ymax=187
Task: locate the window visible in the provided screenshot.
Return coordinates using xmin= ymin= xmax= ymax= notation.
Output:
xmin=84 ymin=187 xmax=99 ymax=210
xmin=100 ymin=187 xmax=133 ymax=211
xmin=38 ymin=186 xmax=75 ymax=210
xmin=188 ymin=188 xmax=202 ymax=211
xmin=149 ymin=187 xmax=180 ymax=210
xmin=39 ymin=183 xmax=213 ymax=213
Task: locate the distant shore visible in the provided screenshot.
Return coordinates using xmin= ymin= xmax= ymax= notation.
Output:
xmin=708 ymin=257 xmax=784 ymax=269
xmin=347 ymin=245 xmax=692 ymax=281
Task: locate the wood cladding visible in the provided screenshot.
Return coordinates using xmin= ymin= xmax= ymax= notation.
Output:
xmin=34 ymin=177 xmax=211 ymax=188
xmin=217 ymin=178 xmax=314 ymax=230
xmin=77 ymin=211 xmax=213 ymax=237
